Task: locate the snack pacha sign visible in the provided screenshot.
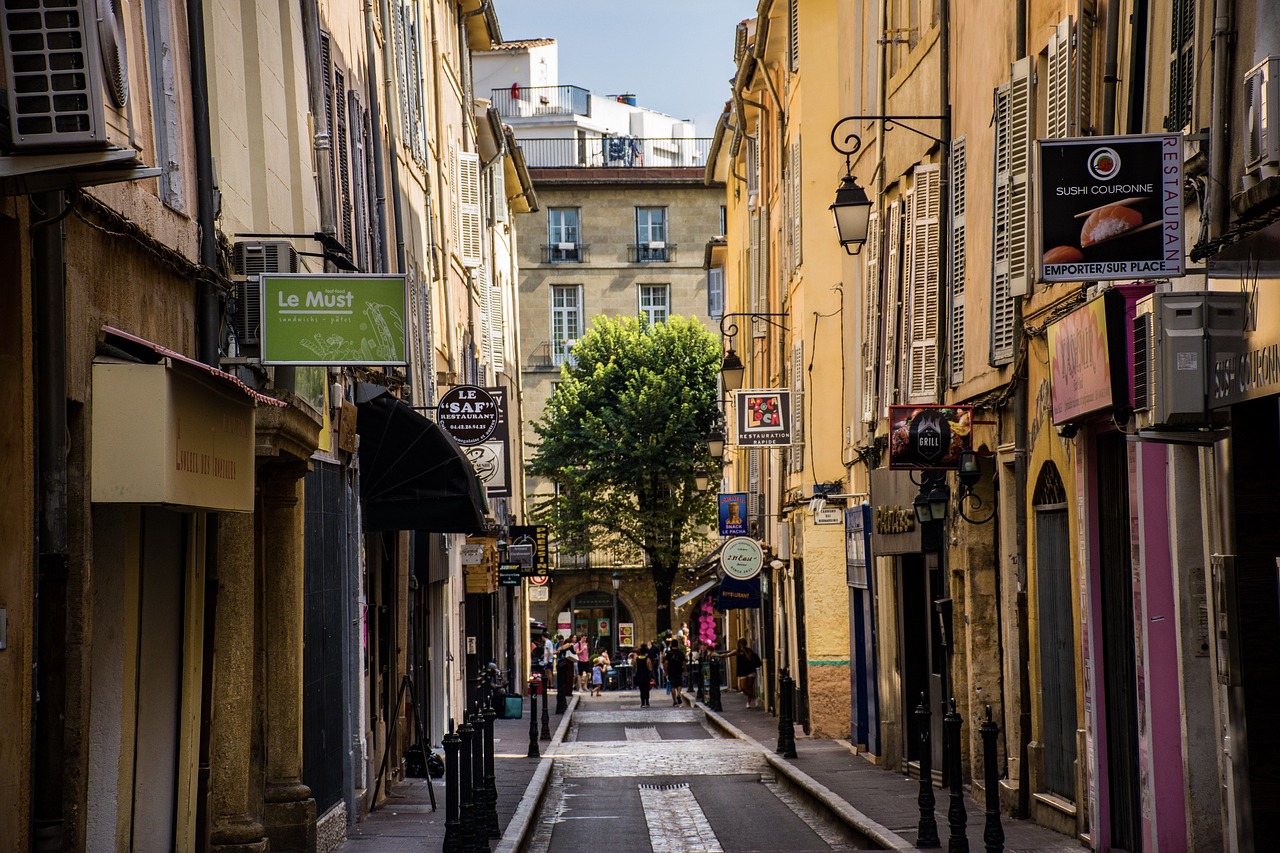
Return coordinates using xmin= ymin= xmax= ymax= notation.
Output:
xmin=1035 ymin=134 xmax=1182 ymax=283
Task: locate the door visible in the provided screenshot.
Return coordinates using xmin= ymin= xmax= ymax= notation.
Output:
xmin=899 ymin=553 xmax=943 ymax=769
xmin=1035 ymin=462 xmax=1077 ymax=800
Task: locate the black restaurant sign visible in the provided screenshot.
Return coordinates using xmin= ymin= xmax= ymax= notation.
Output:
xmin=437 ymin=384 xmax=499 ymax=446
xmin=1035 ymin=134 xmax=1183 ymax=283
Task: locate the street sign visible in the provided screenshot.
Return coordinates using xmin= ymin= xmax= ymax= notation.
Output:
xmin=437 ymin=385 xmax=499 ymax=446
xmin=530 ymin=573 xmax=550 ymax=586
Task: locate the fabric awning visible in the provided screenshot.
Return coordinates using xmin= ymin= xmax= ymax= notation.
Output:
xmin=356 ymin=387 xmax=489 ymax=534
xmin=673 ymin=578 xmax=720 ymax=611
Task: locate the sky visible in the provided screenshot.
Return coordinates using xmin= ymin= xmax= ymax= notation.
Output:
xmin=491 ymin=0 xmax=758 ymax=136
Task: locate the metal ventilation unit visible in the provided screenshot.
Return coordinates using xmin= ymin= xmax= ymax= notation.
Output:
xmin=232 ymin=240 xmax=298 ymax=346
xmin=0 ymin=0 xmax=135 ymax=150
xmin=1245 ymin=56 xmax=1280 ymax=184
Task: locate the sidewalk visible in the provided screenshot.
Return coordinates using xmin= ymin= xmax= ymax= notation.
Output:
xmin=336 ymin=692 xmax=578 ymax=853
xmin=699 ymin=688 xmax=1083 ymax=852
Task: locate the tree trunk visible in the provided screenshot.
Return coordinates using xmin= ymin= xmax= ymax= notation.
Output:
xmin=652 ymin=573 xmax=673 ymax=634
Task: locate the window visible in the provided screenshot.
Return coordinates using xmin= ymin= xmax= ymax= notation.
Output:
xmin=906 ymin=163 xmax=941 ymax=403
xmin=548 ymin=208 xmax=581 ymax=262
xmin=720 ymin=206 xmax=727 ymax=236
xmin=1165 ymin=0 xmax=1195 ymax=132
xmin=991 ymin=58 xmax=1032 ymax=364
xmin=635 ymin=207 xmax=668 ymax=261
xmin=708 ymin=267 xmax=724 ymax=320
xmin=861 ymin=211 xmax=882 ymax=424
xmin=638 ymin=284 xmax=670 ymax=325
xmin=144 ymin=0 xmax=184 ymax=211
xmin=551 ymin=285 xmax=583 ymax=366
xmin=456 ymin=151 xmax=482 ymax=267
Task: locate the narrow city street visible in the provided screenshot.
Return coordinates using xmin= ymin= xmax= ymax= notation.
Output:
xmin=527 ymin=692 xmax=870 ymax=852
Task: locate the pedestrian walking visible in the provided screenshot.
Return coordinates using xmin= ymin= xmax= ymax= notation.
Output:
xmin=634 ymin=643 xmax=654 ymax=707
xmin=590 ymin=660 xmax=604 ymax=696
xmin=717 ymin=638 xmax=762 ymax=708
xmin=663 ymin=640 xmax=686 ymax=706
xmin=575 ymin=635 xmax=590 ymax=692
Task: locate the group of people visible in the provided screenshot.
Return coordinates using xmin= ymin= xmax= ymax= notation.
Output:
xmin=533 ymin=627 xmax=762 ymax=709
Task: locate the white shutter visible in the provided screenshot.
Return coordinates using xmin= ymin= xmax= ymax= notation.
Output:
xmin=789 ymin=343 xmax=804 ymax=473
xmin=900 ymin=188 xmax=914 ymax=393
xmin=493 ymin=163 xmax=507 ymax=223
xmin=458 ymin=151 xmax=482 ymax=267
xmin=788 ymin=0 xmax=800 ymax=73
xmin=1047 ymin=18 xmax=1072 ymax=140
xmin=1076 ymin=0 xmax=1097 ymax=135
xmin=862 ymin=211 xmax=881 ymax=424
xmin=991 ymin=58 xmax=1031 ymax=362
xmin=908 ymin=164 xmax=941 ymax=403
xmin=749 ymin=211 xmax=761 ymax=317
xmin=755 ymin=209 xmax=769 ymax=329
xmin=1008 ymin=57 xmax=1033 ymax=298
xmin=791 ymin=140 xmax=802 ymax=270
xmin=486 ymin=269 xmax=506 ymax=371
xmin=881 ymin=198 xmax=902 ymax=415
xmin=949 ymin=138 xmax=967 ymax=387
xmin=748 ymin=448 xmax=762 ymax=521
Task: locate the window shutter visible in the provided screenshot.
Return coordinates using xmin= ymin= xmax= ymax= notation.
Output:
xmin=755 ymin=209 xmax=769 ymax=326
xmin=788 ymin=0 xmax=800 ymax=73
xmin=334 ymin=70 xmax=353 ymax=257
xmin=748 ymin=448 xmax=762 ymax=522
xmin=882 ymin=198 xmax=903 ymax=415
xmin=1047 ymin=18 xmax=1072 ymax=140
xmin=349 ymin=96 xmax=370 ymax=271
xmin=991 ymin=58 xmax=1030 ymax=363
xmin=492 ymin=273 xmax=506 ymax=370
xmin=1008 ymin=57 xmax=1032 ymax=298
xmin=749 ymin=211 xmax=761 ymax=315
xmin=901 ymin=188 xmax=914 ymax=390
xmin=450 ymin=141 xmax=460 ymax=252
xmin=949 ymin=138 xmax=967 ymax=387
xmin=493 ymin=164 xmax=507 ymax=223
xmin=791 ymin=140 xmax=802 ymax=270
xmin=1076 ymin=0 xmax=1097 ymax=135
xmin=1165 ymin=0 xmax=1195 ymax=132
xmin=789 ymin=342 xmax=804 ymax=473
xmin=862 ymin=211 xmax=881 ymax=424
xmin=908 ymin=164 xmax=941 ymax=403
xmin=458 ymin=152 xmax=482 ymax=267
xmin=321 ymin=33 xmax=336 ymax=207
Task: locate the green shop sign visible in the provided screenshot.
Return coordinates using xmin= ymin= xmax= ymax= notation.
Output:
xmin=260 ymin=274 xmax=407 ymax=365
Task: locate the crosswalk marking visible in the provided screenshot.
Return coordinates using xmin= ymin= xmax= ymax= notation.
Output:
xmin=639 ymin=782 xmax=723 ymax=853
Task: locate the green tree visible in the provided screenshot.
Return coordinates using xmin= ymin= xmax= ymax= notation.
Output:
xmin=528 ymin=315 xmax=721 ymax=632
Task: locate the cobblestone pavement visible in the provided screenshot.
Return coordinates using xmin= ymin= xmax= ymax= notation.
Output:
xmin=526 ymin=693 xmax=871 ymax=852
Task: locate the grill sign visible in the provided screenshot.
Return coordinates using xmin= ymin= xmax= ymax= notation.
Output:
xmin=888 ymin=406 xmax=973 ymax=470
xmin=1035 ymin=134 xmax=1183 ymax=282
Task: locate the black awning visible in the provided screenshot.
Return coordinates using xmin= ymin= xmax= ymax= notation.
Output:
xmin=356 ymin=388 xmax=489 ymax=534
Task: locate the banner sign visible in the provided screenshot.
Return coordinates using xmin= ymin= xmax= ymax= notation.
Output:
xmin=463 ymin=387 xmax=511 ymax=498
xmin=260 ymin=274 xmax=407 ymax=365
xmin=509 ymin=525 xmax=549 ymax=576
xmin=887 ymin=406 xmax=973 ymax=470
xmin=437 ymin=385 xmax=499 ymax=446
xmin=1035 ymin=134 xmax=1183 ymax=283
xmin=720 ymin=536 xmax=764 ymax=580
xmin=734 ymin=389 xmax=792 ymax=447
xmin=718 ymin=492 xmax=749 ymax=536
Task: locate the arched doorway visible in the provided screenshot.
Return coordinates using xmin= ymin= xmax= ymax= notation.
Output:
xmin=1034 ymin=461 xmax=1077 ymax=801
xmin=565 ymin=590 xmax=633 ymax=660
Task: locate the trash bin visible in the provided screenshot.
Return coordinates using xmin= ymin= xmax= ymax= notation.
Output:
xmin=605 ymin=668 xmax=619 ymax=690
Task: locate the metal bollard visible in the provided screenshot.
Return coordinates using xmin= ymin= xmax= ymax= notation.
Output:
xmin=776 ymin=672 xmax=798 ymax=758
xmin=980 ymin=705 xmax=1005 ymax=853
xmin=915 ymin=693 xmax=941 ymax=848
xmin=708 ymin=656 xmax=723 ymax=712
xmin=540 ymin=672 xmax=552 ymax=740
xmin=482 ymin=703 xmax=500 ymax=838
xmin=457 ymin=718 xmax=476 ymax=852
xmin=527 ymin=680 xmax=540 ymax=758
xmin=469 ymin=709 xmax=488 ymax=852
xmin=443 ymin=722 xmax=463 ymax=853
xmin=945 ymin=698 xmax=969 ymax=853
xmin=555 ymin=659 xmax=569 ymax=714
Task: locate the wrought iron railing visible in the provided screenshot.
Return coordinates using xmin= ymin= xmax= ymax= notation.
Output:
xmin=528 ymin=340 xmax=578 ymax=370
xmin=490 ymin=85 xmax=591 ymax=118
xmin=550 ymin=546 xmax=646 ymax=571
xmin=542 ymin=243 xmax=588 ymax=264
xmin=515 ymin=137 xmax=712 ymax=169
xmin=628 ymin=243 xmax=677 ymax=263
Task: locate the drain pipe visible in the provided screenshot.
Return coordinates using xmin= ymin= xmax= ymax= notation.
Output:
xmin=31 ymin=190 xmax=70 ymax=851
xmin=364 ymin=0 xmax=390 ymax=274
xmin=1207 ymin=0 xmax=1234 ymax=240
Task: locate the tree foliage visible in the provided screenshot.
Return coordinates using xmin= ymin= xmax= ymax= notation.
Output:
xmin=528 ymin=315 xmax=721 ymax=631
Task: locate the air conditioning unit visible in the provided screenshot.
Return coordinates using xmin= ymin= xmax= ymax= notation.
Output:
xmin=1245 ymin=56 xmax=1280 ymax=182
xmin=232 ymin=240 xmax=298 ymax=346
xmin=0 ymin=0 xmax=135 ymax=150
xmin=1132 ymin=291 xmax=1248 ymax=431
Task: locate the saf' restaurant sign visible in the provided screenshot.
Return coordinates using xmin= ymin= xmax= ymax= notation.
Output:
xmin=260 ymin=274 xmax=407 ymax=365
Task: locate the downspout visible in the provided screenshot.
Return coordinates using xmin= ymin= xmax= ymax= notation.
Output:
xmin=184 ymin=0 xmax=223 ymax=843
xmin=1207 ymin=0 xmax=1234 ymax=240
xmin=364 ymin=0 xmax=390 ymax=273
xmin=1102 ymin=0 xmax=1120 ymax=134
xmin=31 ymin=190 xmax=69 ymax=851
xmin=429 ymin=3 xmax=455 ymax=375
xmin=1123 ymin=0 xmax=1149 ymax=135
xmin=1012 ymin=0 xmax=1032 ymax=821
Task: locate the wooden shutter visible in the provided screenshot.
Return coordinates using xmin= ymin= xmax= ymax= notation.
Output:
xmin=334 ymin=70 xmax=353 ymax=258
xmin=862 ymin=211 xmax=881 ymax=424
xmin=749 ymin=211 xmax=761 ymax=316
xmin=748 ymin=448 xmax=762 ymax=522
xmin=949 ymin=138 xmax=967 ymax=387
xmin=1008 ymin=58 xmax=1032 ymax=298
xmin=1048 ymin=6 xmax=1097 ymax=139
xmin=1165 ymin=0 xmax=1195 ymax=132
xmin=493 ymin=163 xmax=507 ymax=223
xmin=788 ymin=0 xmax=800 ymax=73
xmin=908 ymin=164 xmax=941 ymax=403
xmin=791 ymin=140 xmax=802 ymax=270
xmin=1076 ymin=0 xmax=1097 ymax=135
xmin=789 ymin=343 xmax=804 ymax=473
xmin=1047 ymin=18 xmax=1072 ymax=140
xmin=991 ymin=58 xmax=1030 ymax=362
xmin=458 ymin=152 xmax=482 ymax=267
xmin=901 ymin=188 xmax=914 ymax=387
xmin=881 ymin=198 xmax=902 ymax=414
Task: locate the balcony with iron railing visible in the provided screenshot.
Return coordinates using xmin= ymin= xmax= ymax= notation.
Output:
xmin=528 ymin=340 xmax=578 ymax=371
xmin=542 ymin=243 xmax=589 ymax=264
xmin=515 ymin=137 xmax=712 ymax=169
xmin=628 ymin=243 xmax=677 ymax=263
xmin=491 ymin=85 xmax=591 ymax=118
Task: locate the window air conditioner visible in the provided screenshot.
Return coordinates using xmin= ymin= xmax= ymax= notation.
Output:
xmin=232 ymin=241 xmax=298 ymax=346
xmin=1245 ymin=56 xmax=1280 ymax=183
xmin=1132 ymin=291 xmax=1248 ymax=431
xmin=0 ymin=0 xmax=135 ymax=150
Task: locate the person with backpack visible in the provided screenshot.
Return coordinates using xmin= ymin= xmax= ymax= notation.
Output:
xmin=717 ymin=638 xmax=762 ymax=708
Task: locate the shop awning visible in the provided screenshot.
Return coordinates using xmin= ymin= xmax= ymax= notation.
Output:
xmin=356 ymin=387 xmax=489 ymax=534
xmin=673 ymin=578 xmax=720 ymax=611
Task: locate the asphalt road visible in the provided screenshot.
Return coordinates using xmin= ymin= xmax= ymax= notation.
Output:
xmin=526 ymin=693 xmax=875 ymax=852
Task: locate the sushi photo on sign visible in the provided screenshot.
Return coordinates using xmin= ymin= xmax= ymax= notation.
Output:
xmin=1035 ymin=134 xmax=1183 ymax=283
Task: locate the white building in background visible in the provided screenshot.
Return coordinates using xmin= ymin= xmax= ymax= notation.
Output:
xmin=473 ymin=39 xmax=702 ymax=168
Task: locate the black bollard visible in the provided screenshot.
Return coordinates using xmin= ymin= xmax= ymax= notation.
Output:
xmin=444 ymin=722 xmax=463 ymax=853
xmin=708 ymin=656 xmax=723 ymax=712
xmin=915 ymin=693 xmax=941 ymax=848
xmin=469 ymin=710 xmax=488 ymax=852
xmin=980 ymin=705 xmax=1005 ymax=853
xmin=945 ymin=699 xmax=969 ymax=853
xmin=540 ymin=672 xmax=552 ymax=740
xmin=527 ymin=680 xmax=540 ymax=758
xmin=457 ymin=718 xmax=476 ymax=852
xmin=776 ymin=672 xmax=798 ymax=758
xmin=482 ymin=703 xmax=500 ymax=838
xmin=555 ymin=658 xmax=569 ymax=714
